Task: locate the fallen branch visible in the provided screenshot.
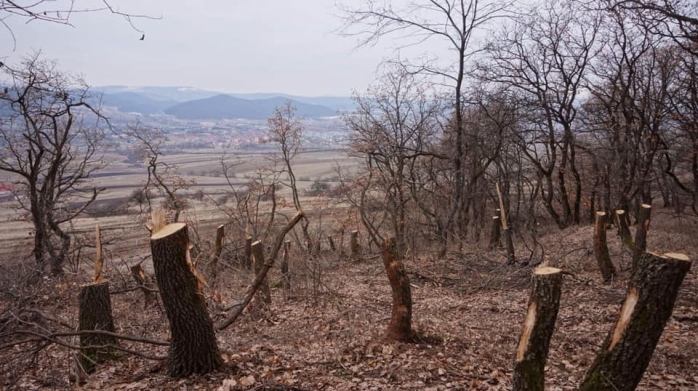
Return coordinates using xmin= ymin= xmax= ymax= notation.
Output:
xmin=216 ymin=211 xmax=304 ymax=331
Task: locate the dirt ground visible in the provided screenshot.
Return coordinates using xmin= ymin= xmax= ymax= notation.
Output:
xmin=1 ymin=207 xmax=696 ymax=390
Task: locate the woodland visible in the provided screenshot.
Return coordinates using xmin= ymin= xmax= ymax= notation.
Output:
xmin=1 ymin=0 xmax=698 ymax=390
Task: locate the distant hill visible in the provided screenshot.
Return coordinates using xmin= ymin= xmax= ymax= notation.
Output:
xmin=165 ymin=95 xmax=337 ymax=120
xmin=97 ymin=86 xmax=220 ymax=102
xmin=99 ymin=92 xmax=178 ymax=115
xmin=228 ymin=93 xmax=355 ymax=112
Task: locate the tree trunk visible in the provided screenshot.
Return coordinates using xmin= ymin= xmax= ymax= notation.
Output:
xmin=580 ymin=252 xmax=692 ymax=391
xmin=281 ymin=240 xmax=291 ymax=294
xmin=243 ymin=236 xmax=253 ymax=269
xmin=78 ymin=281 xmax=118 ymax=373
xmin=350 ymin=230 xmax=360 ymax=261
xmin=251 ymin=240 xmax=272 ymax=305
xmin=631 ymin=204 xmax=652 ymax=270
xmin=327 ymin=235 xmax=336 ymax=252
xmin=489 ymin=215 xmax=501 ymax=249
xmin=382 ymin=237 xmax=414 ymax=342
xmin=504 ymin=228 xmax=515 ymax=265
xmin=513 ymin=267 xmax=563 ymax=391
xmin=594 ymin=212 xmax=617 ymax=283
xmin=150 ymin=223 xmax=221 ymax=377
xmin=615 ymin=210 xmax=633 ymax=250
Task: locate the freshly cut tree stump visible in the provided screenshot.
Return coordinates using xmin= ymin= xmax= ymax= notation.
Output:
xmin=78 ymin=281 xmax=118 ymax=373
xmin=594 ymin=212 xmax=617 ymax=283
xmin=513 ymin=267 xmax=563 ymax=391
xmin=382 ymin=237 xmax=414 ymax=342
xmin=251 ymin=240 xmax=272 ymax=305
xmin=615 ymin=210 xmax=633 ymax=250
xmin=489 ymin=215 xmax=501 ymax=249
xmin=150 ymin=223 xmax=221 ymax=377
xmin=580 ymin=252 xmax=692 ymax=391
xmin=631 ymin=204 xmax=652 ymax=269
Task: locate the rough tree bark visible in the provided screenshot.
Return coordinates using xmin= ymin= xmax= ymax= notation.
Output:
xmin=594 ymin=212 xmax=617 ymax=283
xmin=382 ymin=237 xmax=414 ymax=342
xmin=150 ymin=223 xmax=221 ymax=377
xmin=615 ymin=210 xmax=634 ymax=250
xmin=513 ymin=267 xmax=563 ymax=391
xmin=251 ymin=240 xmax=272 ymax=305
xmin=78 ymin=281 xmax=118 ymax=373
xmin=580 ymin=252 xmax=692 ymax=391
xmin=497 ymin=184 xmax=515 ymax=264
xmin=631 ymin=204 xmax=652 ymax=269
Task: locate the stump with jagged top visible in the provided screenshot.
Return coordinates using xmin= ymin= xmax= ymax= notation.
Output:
xmin=150 ymin=222 xmax=221 ymax=377
xmin=513 ymin=267 xmax=563 ymax=391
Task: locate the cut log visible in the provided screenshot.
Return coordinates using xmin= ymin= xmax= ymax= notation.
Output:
xmin=594 ymin=212 xmax=617 ymax=283
xmin=281 ymin=240 xmax=291 ymax=293
xmin=382 ymin=237 xmax=414 ymax=342
xmin=78 ymin=281 xmax=118 ymax=373
xmin=580 ymin=252 xmax=692 ymax=391
xmin=150 ymin=223 xmax=221 ymax=377
xmin=513 ymin=267 xmax=563 ymax=391
xmin=350 ymin=230 xmax=360 ymax=261
xmin=631 ymin=204 xmax=652 ymax=269
xmin=489 ymin=215 xmax=501 ymax=249
xmin=251 ymin=240 xmax=272 ymax=305
xmin=615 ymin=210 xmax=634 ymax=250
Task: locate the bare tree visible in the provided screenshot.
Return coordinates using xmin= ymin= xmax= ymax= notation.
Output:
xmin=0 ymin=54 xmax=106 ymax=274
xmin=341 ymin=0 xmax=514 ymax=247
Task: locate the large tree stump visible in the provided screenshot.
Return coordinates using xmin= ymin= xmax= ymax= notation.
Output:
xmin=594 ymin=212 xmax=617 ymax=283
xmin=489 ymin=215 xmax=501 ymax=249
xmin=580 ymin=252 xmax=692 ymax=391
xmin=631 ymin=204 xmax=652 ymax=269
xmin=251 ymin=240 xmax=272 ymax=305
xmin=382 ymin=237 xmax=414 ymax=342
xmin=150 ymin=223 xmax=221 ymax=377
xmin=615 ymin=210 xmax=633 ymax=250
xmin=513 ymin=267 xmax=563 ymax=391
xmin=78 ymin=281 xmax=118 ymax=373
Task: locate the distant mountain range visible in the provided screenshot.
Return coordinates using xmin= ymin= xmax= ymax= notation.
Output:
xmin=95 ymin=86 xmax=355 ymax=119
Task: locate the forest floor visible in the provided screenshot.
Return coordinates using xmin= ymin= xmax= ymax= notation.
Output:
xmin=1 ymin=211 xmax=697 ymax=390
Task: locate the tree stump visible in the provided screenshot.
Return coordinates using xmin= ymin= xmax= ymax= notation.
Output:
xmin=350 ymin=230 xmax=360 ymax=261
xmin=382 ymin=237 xmax=414 ymax=342
xmin=580 ymin=252 xmax=692 ymax=391
xmin=251 ymin=240 xmax=272 ymax=305
xmin=513 ymin=267 xmax=563 ymax=391
xmin=631 ymin=204 xmax=651 ymax=269
xmin=243 ymin=236 xmax=253 ymax=269
xmin=594 ymin=212 xmax=617 ymax=283
xmin=78 ymin=281 xmax=118 ymax=373
xmin=489 ymin=215 xmax=501 ymax=249
xmin=150 ymin=223 xmax=221 ymax=377
xmin=615 ymin=210 xmax=633 ymax=250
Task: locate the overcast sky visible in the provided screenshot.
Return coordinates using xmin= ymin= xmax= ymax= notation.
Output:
xmin=0 ymin=0 xmax=453 ymax=97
